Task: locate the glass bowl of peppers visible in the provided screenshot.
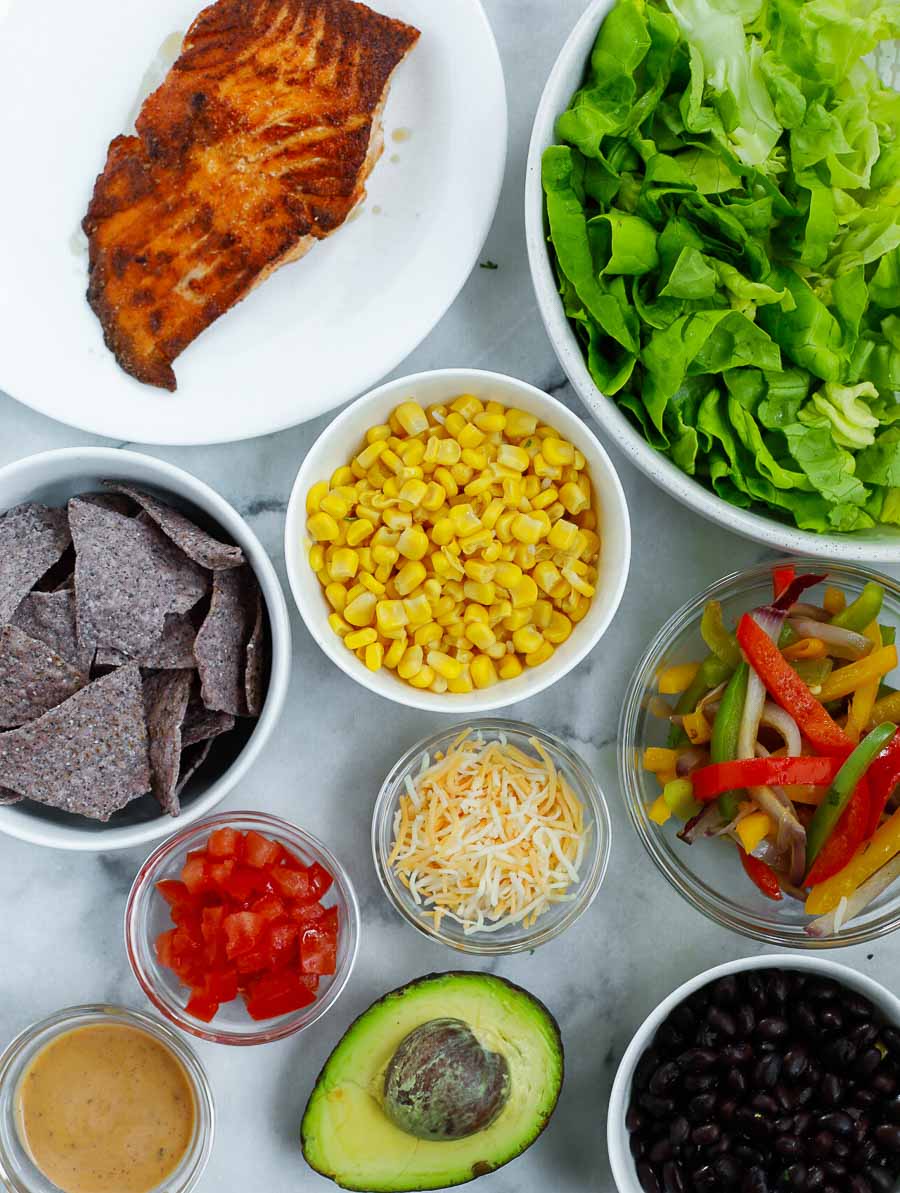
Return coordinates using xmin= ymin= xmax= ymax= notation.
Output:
xmin=619 ymin=559 xmax=900 ymax=948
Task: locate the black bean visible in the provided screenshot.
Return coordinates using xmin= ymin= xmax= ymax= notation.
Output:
xmin=656 ymin=1024 xmax=684 ymax=1052
xmin=626 ymin=1104 xmax=644 ymax=1133
xmin=808 ymin=979 xmax=840 ymax=1002
xmin=718 ymin=1098 xmax=738 ymax=1124
xmin=793 ymin=1111 xmax=812 ymax=1137
xmin=795 ymin=1003 xmax=819 ymax=1035
xmin=650 ymin=1138 xmax=674 ymax=1165
xmin=737 ymin=1004 xmax=757 ymax=1037
xmin=670 ymin=1005 xmax=696 ymax=1035
xmin=873 ymin=1123 xmax=900 ymax=1152
xmin=651 ymin=1062 xmax=681 ymax=1096
xmin=775 ymin=1134 xmax=804 ymax=1161
xmin=852 ymin=1114 xmax=871 ymax=1146
xmin=713 ymin=1154 xmax=741 ymax=1186
xmin=640 ymin=1093 xmax=676 ymax=1118
xmin=741 ymin=1165 xmax=770 ymax=1193
xmin=856 ymin=1087 xmax=880 ymax=1108
xmin=848 ymin=1176 xmax=873 ymax=1193
xmin=776 ymin=1083 xmax=798 ymax=1111
xmin=692 ymin=1163 xmax=717 ymax=1192
xmin=774 ymin=1115 xmax=794 ymax=1134
xmin=708 ymin=1131 xmax=731 ymax=1157
xmin=754 ymin=1053 xmax=783 ymax=1088
xmin=864 ymin=1166 xmax=895 ymax=1192
xmin=735 ymin=1106 xmax=772 ymax=1140
xmin=871 ymin=1072 xmax=897 ymax=1098
xmin=851 ymin=1022 xmax=880 ymax=1049
xmin=884 ymin=1096 xmax=900 ymax=1124
xmin=845 ymin=994 xmax=875 ymax=1020
xmin=881 ymin=1026 xmax=900 ymax=1059
xmin=696 ymin=1025 xmax=719 ymax=1049
xmin=823 ymin=1037 xmax=856 ymax=1071
xmin=679 ymin=1048 xmax=718 ymax=1073
xmin=820 ymin=1007 xmax=844 ymax=1033
xmin=708 ymin=1006 xmax=737 ymax=1037
xmin=661 ymin=1160 xmax=686 ymax=1193
xmin=747 ymin=973 xmax=767 ymax=1007
xmin=856 ymin=1048 xmax=885 ymax=1081
xmin=635 ymin=1049 xmax=662 ymax=1090
xmin=688 ymin=1093 xmax=717 ymax=1122
xmin=637 ymin=1160 xmax=660 ymax=1193
xmin=805 ymin=1165 xmax=826 ymax=1192
xmin=855 ymin=1138 xmax=878 ymax=1167
xmin=820 ymin=1074 xmax=843 ymax=1106
xmin=768 ymin=970 xmax=789 ymax=1004
xmin=735 ymin=1144 xmax=764 ymax=1166
xmin=684 ymin=1073 xmax=717 ymax=1093
xmin=824 ymin=1160 xmax=848 ymax=1180
xmin=631 ymin=1133 xmax=647 ymax=1160
xmin=722 ymin=1041 xmax=754 ymax=1066
xmin=784 ymin=1045 xmax=810 ymax=1083
xmin=809 ymin=1131 xmax=835 ymax=1159
xmin=669 ymin=1116 xmax=690 ymax=1146
xmin=786 ymin=1162 xmax=808 ymax=1189
xmin=818 ymin=1112 xmax=854 ymax=1137
xmin=758 ymin=1016 xmax=789 ymax=1043
xmin=726 ymin=1067 xmax=747 ymax=1096
xmin=752 ymin=1093 xmax=780 ymax=1116
xmin=692 ymin=1123 xmax=720 ymax=1147
xmin=796 ymin=1085 xmax=816 ymax=1107
xmin=713 ymin=976 xmax=739 ymax=1006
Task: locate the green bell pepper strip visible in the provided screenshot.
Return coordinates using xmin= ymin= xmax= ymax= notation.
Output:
xmin=880 ymin=625 xmax=896 ymax=647
xmin=831 ymin=582 xmax=884 ymax=633
xmin=667 ymin=653 xmax=734 ymax=747
xmin=700 ymin=601 xmax=743 ymax=670
xmin=663 ymin=778 xmax=701 ymax=820
xmin=791 ymin=657 xmax=833 ymax=689
xmin=805 ymin=721 xmax=898 ymax=870
xmin=710 ymin=662 xmax=749 ymax=821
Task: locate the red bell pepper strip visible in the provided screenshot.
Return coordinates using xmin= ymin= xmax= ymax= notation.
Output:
xmin=692 ymin=756 xmax=843 ymax=802
xmin=773 ymin=565 xmax=796 ymax=600
xmin=739 ymin=848 xmax=783 ymax=901
xmin=863 ymin=735 xmax=900 ymax=839
xmin=736 ymin=613 xmax=853 ymax=757
xmin=805 ymin=777 xmax=870 ymax=886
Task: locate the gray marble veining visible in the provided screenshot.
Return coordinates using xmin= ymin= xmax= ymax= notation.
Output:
xmin=2 ymin=2 xmax=899 ymax=1190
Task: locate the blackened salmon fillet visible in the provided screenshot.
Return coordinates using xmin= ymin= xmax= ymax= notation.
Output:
xmin=82 ymin=0 xmax=420 ymax=390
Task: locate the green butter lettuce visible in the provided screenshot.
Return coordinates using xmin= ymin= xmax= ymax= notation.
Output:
xmin=543 ymin=0 xmax=900 ymax=534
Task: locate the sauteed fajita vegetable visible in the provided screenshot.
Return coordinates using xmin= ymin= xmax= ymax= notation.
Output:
xmin=644 ymin=567 xmax=900 ymax=935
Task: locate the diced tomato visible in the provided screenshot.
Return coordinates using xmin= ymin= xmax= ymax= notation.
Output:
xmin=156 ymin=929 xmax=177 ymax=970
xmin=207 ymin=827 xmax=243 ymax=859
xmin=223 ymin=910 xmax=266 ymax=960
xmin=308 ymin=862 xmax=334 ymax=899
xmin=243 ymin=972 xmax=316 ymax=1021
xmin=251 ymin=893 xmax=287 ymax=922
xmin=289 ymin=902 xmax=326 ymax=926
xmin=204 ymin=969 xmax=239 ymax=1003
xmin=208 ymin=859 xmax=236 ymax=892
xmin=200 ymin=906 xmax=226 ymax=966
xmin=270 ymin=866 xmax=311 ymax=901
xmin=156 ymin=879 xmax=191 ymax=908
xmin=245 ymin=830 xmax=282 ymax=869
xmin=186 ymin=989 xmax=220 ymax=1023
xmin=300 ymin=910 xmax=338 ymax=976
xmin=220 ymin=865 xmax=270 ymax=905
xmin=268 ymin=921 xmax=299 ymax=969
xmin=235 ymin=949 xmax=270 ymax=976
xmin=181 ymin=855 xmax=213 ymax=896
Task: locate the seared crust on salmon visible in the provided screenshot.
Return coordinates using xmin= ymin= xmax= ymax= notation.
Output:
xmin=82 ymin=0 xmax=420 ymax=390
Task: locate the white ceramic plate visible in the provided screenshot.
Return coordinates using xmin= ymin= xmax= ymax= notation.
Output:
xmin=525 ymin=0 xmax=900 ymax=562
xmin=0 ymin=0 xmax=506 ymax=445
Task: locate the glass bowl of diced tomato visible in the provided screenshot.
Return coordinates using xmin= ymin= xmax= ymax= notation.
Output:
xmin=125 ymin=811 xmax=360 ymax=1044
xmin=619 ymin=559 xmax=900 ymax=949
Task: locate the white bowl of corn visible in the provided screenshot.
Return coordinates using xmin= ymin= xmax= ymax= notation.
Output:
xmin=284 ymin=368 xmax=631 ymax=711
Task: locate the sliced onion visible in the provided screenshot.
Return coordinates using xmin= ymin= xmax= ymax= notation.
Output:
xmin=807 ymin=853 xmax=900 ymax=938
xmin=788 ymin=602 xmax=830 ymax=622
xmin=788 ymin=618 xmax=872 ymax=660
xmin=759 ymin=702 xmax=802 ymax=756
xmin=749 ymin=785 xmax=807 ymax=886
xmin=697 ymin=681 xmax=728 ymax=717
xmin=678 ymin=803 xmax=725 ymax=844
xmin=676 ymin=748 xmax=710 ymax=777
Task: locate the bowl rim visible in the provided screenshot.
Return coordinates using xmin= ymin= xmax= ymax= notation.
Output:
xmin=370 ymin=716 xmax=612 ymax=954
xmin=606 ymin=953 xmax=900 ymax=1193
xmin=523 ymin=0 xmax=900 ymax=563
xmin=618 ymin=556 xmax=900 ymax=948
xmin=283 ymin=366 xmax=632 ymax=713
xmin=0 ymin=446 xmax=292 ymax=852
xmin=124 ymin=809 xmax=361 ymax=1046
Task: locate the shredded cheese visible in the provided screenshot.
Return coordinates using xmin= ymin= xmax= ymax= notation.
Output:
xmin=388 ymin=731 xmax=588 ymax=935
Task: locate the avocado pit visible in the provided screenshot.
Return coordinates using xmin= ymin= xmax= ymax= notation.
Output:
xmin=383 ymin=1018 xmax=510 ymax=1142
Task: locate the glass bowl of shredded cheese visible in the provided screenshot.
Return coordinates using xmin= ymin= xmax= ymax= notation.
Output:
xmin=372 ymin=719 xmax=611 ymax=954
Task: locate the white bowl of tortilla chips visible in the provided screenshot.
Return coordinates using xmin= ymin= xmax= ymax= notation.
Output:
xmin=0 ymin=448 xmax=291 ymax=851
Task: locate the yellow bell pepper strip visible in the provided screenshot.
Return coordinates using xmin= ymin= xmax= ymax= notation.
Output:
xmin=700 ymin=601 xmax=742 ymax=669
xmin=831 ymin=581 xmax=884 ymax=633
xmin=666 ymin=654 xmax=734 ymax=747
xmin=736 ymin=613 xmax=853 ymax=757
xmin=806 ymin=723 xmax=898 ymax=871
xmin=683 ymin=710 xmax=711 ymax=745
xmin=782 ymin=638 xmax=827 ymax=661
xmin=806 ymin=803 xmax=900 ymax=915
xmin=823 ymin=586 xmax=846 ymax=616
xmin=642 ymin=747 xmax=679 ymax=773
xmin=658 ymin=662 xmax=700 ymax=694
xmin=655 ymin=768 xmax=678 ymax=786
xmin=816 ymin=645 xmax=898 ymax=704
xmin=736 ymin=811 xmax=771 ymax=853
xmin=648 ymin=795 xmax=672 ymax=825
xmin=846 ymin=623 xmax=882 ymax=743
xmin=867 ymin=689 xmax=900 ymax=730
xmin=663 ymin=778 xmax=701 ymax=820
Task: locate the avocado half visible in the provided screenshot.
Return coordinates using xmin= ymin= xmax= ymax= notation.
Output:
xmin=301 ymin=972 xmax=564 ymax=1192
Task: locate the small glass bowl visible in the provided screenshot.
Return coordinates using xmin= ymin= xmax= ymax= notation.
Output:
xmin=619 ymin=558 xmax=900 ymax=949
xmin=372 ymin=718 xmax=611 ymax=955
xmin=0 ymin=1005 xmax=214 ymax=1193
xmin=125 ymin=811 xmax=360 ymax=1045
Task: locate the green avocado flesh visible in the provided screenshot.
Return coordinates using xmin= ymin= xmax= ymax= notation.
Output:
xmin=301 ymin=972 xmax=564 ymax=1192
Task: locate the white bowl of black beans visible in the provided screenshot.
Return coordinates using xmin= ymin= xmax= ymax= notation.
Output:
xmin=608 ymin=955 xmax=900 ymax=1193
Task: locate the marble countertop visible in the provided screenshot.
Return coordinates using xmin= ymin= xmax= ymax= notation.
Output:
xmin=1 ymin=2 xmax=899 ymax=1191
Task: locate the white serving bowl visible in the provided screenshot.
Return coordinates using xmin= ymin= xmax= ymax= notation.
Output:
xmin=607 ymin=954 xmax=900 ymax=1192
xmin=284 ymin=368 xmax=631 ymax=712
xmin=524 ymin=0 xmax=900 ymax=563
xmin=0 ymin=448 xmax=291 ymax=851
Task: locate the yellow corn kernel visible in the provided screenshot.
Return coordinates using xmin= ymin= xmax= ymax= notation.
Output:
xmin=443 ymin=622 xmax=467 ymax=641
xmin=434 ymin=467 xmax=458 ymax=497
xmin=493 ymin=561 xmax=523 ymax=590
xmin=505 ymin=409 xmax=538 ymax=438
xmin=562 ymin=564 xmax=595 ymax=598
xmin=500 ymin=477 xmax=524 ymax=508
xmin=496 ymin=443 xmax=530 ymax=472
xmin=509 ymin=575 xmax=539 ymax=609
xmin=327 ymin=612 xmax=351 ymax=638
xmin=306 ymin=481 xmax=329 ymax=515
xmin=428 ymin=517 xmax=453 ymax=546
xmin=471 ymin=655 xmax=499 ymax=689
xmin=448 ymin=668 xmax=474 ymax=694
xmin=458 ymin=528 xmax=493 ymax=556
xmin=545 ymin=611 xmax=573 ymax=645
xmin=464 ymin=604 xmax=489 ymax=623
xmin=444 ymin=412 xmax=467 ymax=439
xmin=463 ymin=580 xmax=496 ymax=605
xmin=403 ymin=593 xmax=433 ymax=626
xmin=478 ymin=498 xmax=503 ymax=531
xmin=325 ymin=583 xmax=348 ymax=613
xmin=414 ymin=622 xmax=443 ymax=647
xmin=513 ymin=625 xmax=544 ymax=654
xmin=398 ymin=478 xmax=428 ymax=507
xmin=495 ymin=654 xmax=521 ymax=681
xmin=525 ymin=641 xmax=554 ymax=668
xmin=356 ymin=440 xmax=387 ymax=471
xmin=533 ymin=560 xmax=563 ymax=595
xmin=464 ymin=473 xmax=494 ymax=499
xmin=432 ymin=594 xmax=456 ymax=619
xmin=494 ymin=511 xmax=516 ymax=543
xmin=394 ymin=401 xmax=429 ymax=437
xmin=450 ymin=394 xmax=484 ymax=420
xmin=578 ymin=529 xmax=602 ymax=561
xmin=393 ymin=561 xmax=426 ymax=596
xmin=440 ymin=547 xmax=464 ymax=577
xmin=449 ymin=504 xmax=481 ymax=537
xmin=345 ymin=518 xmax=374 ymax=547
xmin=426 ymin=650 xmax=463 ymax=680
xmin=464 ymin=560 xmax=495 ymax=585
xmin=482 ymin=541 xmax=502 ymax=563
xmin=371 ymin=545 xmax=399 ymax=570
xmin=456 ymin=423 xmax=485 ymax=450
xmin=395 ymin=526 xmax=429 ymax=561
xmin=376 ymin=600 xmax=409 ymax=634
xmin=363 ymin=425 xmax=391 ymax=446
xmin=531 ymin=486 xmax=559 ymax=511
xmin=344 ymin=591 xmax=377 ymax=627
xmin=542 ymin=437 xmax=575 ymax=467
xmin=503 ymin=608 xmax=533 ymax=632
xmin=397 ymin=645 xmax=424 ymax=679
xmin=489 ymin=600 xmax=513 ymax=624
xmin=357 ymin=573 xmax=384 ymax=596
xmin=486 ymin=641 xmax=507 ymax=660
xmin=371 ymin=526 xmax=399 ymax=549
xmin=532 ymin=453 xmax=562 ymax=481
xmin=308 ymin=544 xmax=325 ymax=572
xmin=328 ymin=548 xmax=358 ymax=582
xmin=382 ymin=475 xmax=401 ymax=498
xmin=345 ymin=627 xmax=378 ymax=650
xmin=421 ymin=482 xmax=446 ymax=512
xmin=465 ymin=622 xmax=496 ymax=651
xmin=319 ymin=491 xmax=349 ymax=520
xmin=355 ymin=503 xmax=380 ymax=526
xmin=307 ymin=512 xmax=340 ymax=542
xmin=379 ymin=510 xmax=409 ymax=535
xmin=532 ymin=599 xmax=553 ymax=629
xmin=460 ymin=448 xmax=488 ymax=472
xmin=568 ymin=594 xmax=591 ymax=623
xmin=330 ymin=466 xmax=356 ymax=487
xmin=361 ymin=642 xmax=383 ymax=672
xmin=401 ymin=438 xmax=426 ymax=467
xmin=474 ymin=411 xmax=505 ymax=434
xmin=367 ymin=464 xmax=390 ymax=489
xmin=434 ymin=438 xmax=462 ymax=467
xmin=406 ymin=665 xmax=435 ymax=690
xmin=511 ymin=513 xmax=543 ymax=545
xmin=383 ymin=636 xmax=407 ymax=669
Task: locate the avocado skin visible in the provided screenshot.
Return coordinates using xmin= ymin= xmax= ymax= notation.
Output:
xmin=300 ymin=971 xmax=565 ymax=1192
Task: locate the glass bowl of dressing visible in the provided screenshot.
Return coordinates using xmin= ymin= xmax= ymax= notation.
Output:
xmin=0 ymin=1005 xmax=214 ymax=1193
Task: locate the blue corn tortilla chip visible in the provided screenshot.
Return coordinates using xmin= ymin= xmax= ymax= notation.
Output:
xmin=103 ymin=483 xmax=244 ymax=571
xmin=10 ymin=590 xmax=91 ymax=674
xmin=95 ymin=612 xmax=197 ymax=670
xmin=0 ymin=665 xmax=151 ymax=819
xmin=69 ymin=498 xmax=208 ymax=658
xmin=194 ymin=565 xmax=260 ymax=716
xmin=143 ymin=669 xmax=193 ymax=816
xmin=0 ymin=625 xmax=86 ymax=728
xmin=0 ymin=503 xmax=71 ymax=623
xmin=244 ymin=588 xmax=267 ymax=717
xmin=181 ymin=701 xmax=235 ymax=747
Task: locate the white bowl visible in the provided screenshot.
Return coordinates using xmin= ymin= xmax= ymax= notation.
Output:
xmin=0 ymin=448 xmax=291 ymax=851
xmin=284 ymin=368 xmax=631 ymax=712
xmin=607 ymin=954 xmax=900 ymax=1192
xmin=524 ymin=0 xmax=900 ymax=563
